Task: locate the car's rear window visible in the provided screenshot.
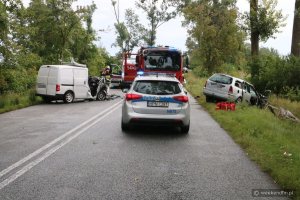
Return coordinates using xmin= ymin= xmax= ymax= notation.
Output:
xmin=133 ymin=80 xmax=181 ymax=95
xmin=209 ymin=74 xmax=233 ymax=84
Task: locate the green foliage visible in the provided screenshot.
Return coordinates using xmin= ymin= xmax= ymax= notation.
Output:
xmin=23 ymin=0 xmax=97 ymax=63
xmin=0 ymin=90 xmax=42 ymax=114
xmin=86 ymin=48 xmax=110 ymax=76
xmin=192 ymin=66 xmax=209 ymax=78
xmin=242 ymin=0 xmax=286 ymax=42
xmin=111 ymin=1 xmax=146 ymax=54
xmin=183 ymin=0 xmax=245 ymax=73
xmin=0 ymin=67 xmax=37 ymax=94
xmin=0 ymin=0 xmax=112 ymax=95
xmin=249 ymin=52 xmax=300 ymax=100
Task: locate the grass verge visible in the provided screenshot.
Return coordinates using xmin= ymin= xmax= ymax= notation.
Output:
xmin=0 ymin=90 xmax=42 ymax=114
xmin=185 ymin=72 xmax=300 ymax=199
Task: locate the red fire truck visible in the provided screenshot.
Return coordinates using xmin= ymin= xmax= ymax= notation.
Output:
xmin=121 ymin=46 xmax=186 ymax=88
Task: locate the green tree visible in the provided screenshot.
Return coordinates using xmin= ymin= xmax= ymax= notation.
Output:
xmin=135 ymin=0 xmax=177 ymax=46
xmin=183 ymin=0 xmax=245 ymax=73
xmin=0 ymin=0 xmax=25 ymax=66
xmin=243 ymin=0 xmax=285 ymax=57
xmin=24 ymin=0 xmax=96 ymax=63
xmin=111 ymin=0 xmax=146 ymax=54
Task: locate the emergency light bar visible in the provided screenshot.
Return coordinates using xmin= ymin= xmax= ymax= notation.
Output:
xmin=138 ymin=72 xmax=176 ymax=78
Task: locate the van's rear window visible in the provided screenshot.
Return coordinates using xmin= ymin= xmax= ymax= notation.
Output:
xmin=209 ymin=74 xmax=232 ymax=84
xmin=133 ymin=81 xmax=181 ymax=95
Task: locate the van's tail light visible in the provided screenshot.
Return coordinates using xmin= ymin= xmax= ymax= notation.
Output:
xmin=228 ymin=86 xmax=233 ymax=94
xmin=173 ymin=95 xmax=189 ymax=103
xmin=56 ymin=84 xmax=60 ymax=92
xmin=125 ymin=93 xmax=142 ymax=101
xmin=204 ymin=81 xmax=207 ymax=88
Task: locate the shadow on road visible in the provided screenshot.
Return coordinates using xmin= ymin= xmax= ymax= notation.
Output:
xmin=122 ymin=126 xmax=189 ymax=140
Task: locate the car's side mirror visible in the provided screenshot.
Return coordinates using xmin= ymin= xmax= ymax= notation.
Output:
xmin=122 ymin=89 xmax=128 ymax=93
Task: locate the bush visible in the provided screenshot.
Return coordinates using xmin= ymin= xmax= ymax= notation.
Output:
xmin=0 ymin=67 xmax=37 ymax=94
xmin=192 ymin=66 xmax=209 ymax=77
xmin=249 ymin=54 xmax=300 ymax=101
xmin=0 ymin=90 xmax=42 ymax=114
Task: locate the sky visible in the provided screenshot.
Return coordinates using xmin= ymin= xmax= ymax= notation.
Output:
xmin=22 ymin=0 xmax=295 ymax=56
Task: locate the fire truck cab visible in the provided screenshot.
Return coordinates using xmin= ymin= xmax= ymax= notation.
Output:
xmin=121 ymin=46 xmax=185 ymax=88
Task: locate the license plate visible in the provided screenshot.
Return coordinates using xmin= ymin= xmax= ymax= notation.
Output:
xmin=147 ymin=101 xmax=169 ymax=107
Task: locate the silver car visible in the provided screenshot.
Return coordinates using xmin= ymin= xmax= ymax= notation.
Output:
xmin=121 ymin=75 xmax=190 ymax=133
xmin=203 ymin=73 xmax=258 ymax=104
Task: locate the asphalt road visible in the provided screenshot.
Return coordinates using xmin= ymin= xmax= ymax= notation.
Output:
xmin=0 ymin=89 xmax=286 ymax=200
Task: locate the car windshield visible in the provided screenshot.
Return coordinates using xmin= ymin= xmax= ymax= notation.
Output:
xmin=144 ymin=51 xmax=180 ymax=71
xmin=133 ymin=80 xmax=181 ymax=95
xmin=209 ymin=74 xmax=233 ymax=84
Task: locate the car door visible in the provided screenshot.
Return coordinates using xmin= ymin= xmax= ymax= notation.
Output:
xmin=243 ymin=82 xmax=252 ymax=103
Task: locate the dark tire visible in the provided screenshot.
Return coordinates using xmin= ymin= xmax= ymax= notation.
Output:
xmin=42 ymin=96 xmax=52 ymax=103
xmin=96 ymin=90 xmax=106 ymax=101
xmin=63 ymin=91 xmax=74 ymax=103
xmin=121 ymin=120 xmax=130 ymax=132
xmin=181 ymin=122 xmax=190 ymax=134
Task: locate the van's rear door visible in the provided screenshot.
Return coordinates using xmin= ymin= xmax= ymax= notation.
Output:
xmin=36 ymin=66 xmax=49 ymax=95
xmin=74 ymin=68 xmax=89 ymax=98
xmin=46 ymin=67 xmax=58 ymax=96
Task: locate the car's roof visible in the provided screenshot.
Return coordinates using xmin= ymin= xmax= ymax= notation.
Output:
xmin=41 ymin=65 xmax=87 ymax=69
xmin=213 ymin=73 xmax=245 ymax=82
xmin=134 ymin=75 xmax=179 ymax=82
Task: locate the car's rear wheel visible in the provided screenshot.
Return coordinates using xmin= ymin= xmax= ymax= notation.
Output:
xmin=121 ymin=120 xmax=130 ymax=132
xmin=63 ymin=91 xmax=74 ymax=103
xmin=206 ymin=95 xmax=213 ymax=102
xmin=236 ymin=97 xmax=242 ymax=103
xmin=181 ymin=122 xmax=190 ymax=134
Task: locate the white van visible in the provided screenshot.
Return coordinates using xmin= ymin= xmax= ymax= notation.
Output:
xmin=36 ymin=65 xmax=92 ymax=103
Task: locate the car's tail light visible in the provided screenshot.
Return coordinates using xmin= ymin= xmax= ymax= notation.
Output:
xmin=125 ymin=93 xmax=142 ymax=101
xmin=204 ymin=80 xmax=207 ymax=88
xmin=56 ymin=84 xmax=60 ymax=92
xmin=228 ymin=86 xmax=233 ymax=94
xmin=173 ymin=95 xmax=189 ymax=103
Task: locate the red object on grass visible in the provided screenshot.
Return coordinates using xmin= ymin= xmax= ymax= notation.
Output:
xmin=216 ymin=102 xmax=235 ymax=111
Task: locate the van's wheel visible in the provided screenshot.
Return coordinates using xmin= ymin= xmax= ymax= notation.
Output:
xmin=63 ymin=91 xmax=74 ymax=103
xmin=97 ymin=90 xmax=106 ymax=101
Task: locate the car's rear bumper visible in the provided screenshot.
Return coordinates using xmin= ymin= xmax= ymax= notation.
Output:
xmin=122 ymin=103 xmax=190 ymax=127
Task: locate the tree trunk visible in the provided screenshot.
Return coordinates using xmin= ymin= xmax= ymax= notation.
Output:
xmin=291 ymin=0 xmax=300 ymax=56
xmin=250 ymin=0 xmax=259 ymax=57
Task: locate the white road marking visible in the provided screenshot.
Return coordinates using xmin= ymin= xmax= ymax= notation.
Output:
xmin=0 ymin=103 xmax=122 ymax=190
xmin=0 ymin=100 xmax=122 ymax=179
